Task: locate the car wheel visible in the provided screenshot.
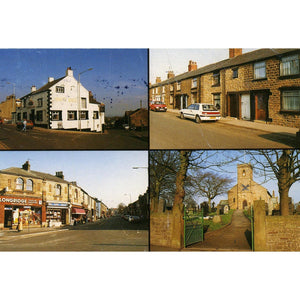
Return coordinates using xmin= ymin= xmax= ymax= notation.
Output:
xmin=180 ymin=113 xmax=185 ymax=119
xmin=195 ymin=115 xmax=201 ymax=123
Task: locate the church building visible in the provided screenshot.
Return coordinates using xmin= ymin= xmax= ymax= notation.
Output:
xmin=228 ymin=163 xmax=271 ymax=210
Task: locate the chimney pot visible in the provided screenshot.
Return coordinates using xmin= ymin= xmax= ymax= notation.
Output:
xmin=22 ymin=161 xmax=30 ymax=171
xmin=31 ymin=86 xmax=36 ymax=92
xmin=188 ymin=61 xmax=197 ymax=72
xmin=229 ymin=48 xmax=243 ymax=58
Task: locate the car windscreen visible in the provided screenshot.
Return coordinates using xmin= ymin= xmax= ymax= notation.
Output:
xmin=202 ymin=105 xmax=217 ymax=111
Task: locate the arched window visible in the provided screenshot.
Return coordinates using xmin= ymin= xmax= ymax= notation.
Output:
xmin=16 ymin=178 xmax=24 ymax=190
xmin=26 ymin=179 xmax=33 ymax=191
xmin=55 ymin=184 xmax=61 ymax=196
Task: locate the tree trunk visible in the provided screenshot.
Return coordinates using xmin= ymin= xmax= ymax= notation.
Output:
xmin=172 ymin=151 xmax=190 ymax=249
xmin=208 ymin=198 xmax=212 ymax=213
xmin=279 ymin=186 xmax=290 ymax=216
xmin=151 ymin=181 xmax=161 ymax=213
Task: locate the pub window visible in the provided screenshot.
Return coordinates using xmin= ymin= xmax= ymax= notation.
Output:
xmin=68 ymin=111 xmax=77 ymax=120
xmin=81 ymin=97 xmax=87 ymax=109
xmin=281 ymin=90 xmax=300 ymax=111
xmin=55 ymin=184 xmax=61 ymax=196
xmin=280 ymin=55 xmax=300 ymax=76
xmin=36 ymin=111 xmax=43 ymax=121
xmin=37 ymin=98 xmax=43 ymax=107
xmin=56 ymin=86 xmax=65 ymax=93
xmin=51 ymin=111 xmax=62 ymax=121
xmin=254 ymin=61 xmax=266 ymax=79
xmin=93 ymin=111 xmax=99 ymax=119
xmin=26 ymin=179 xmax=33 ymax=191
xmin=16 ymin=177 xmax=24 ymax=190
xmin=80 ymin=111 xmax=88 ymax=120
xmin=22 ymin=112 xmax=28 ymax=119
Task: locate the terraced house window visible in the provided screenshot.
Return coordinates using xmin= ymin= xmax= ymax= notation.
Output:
xmin=282 ymin=90 xmax=300 ymax=111
xmin=55 ymin=184 xmax=61 ymax=196
xmin=177 ymin=82 xmax=181 ymax=90
xmin=192 ymin=78 xmax=197 ymax=88
xmin=280 ymin=55 xmax=300 ymax=76
xmin=212 ymin=71 xmax=220 ymax=85
xmin=232 ymin=67 xmax=239 ymax=78
xmin=254 ymin=61 xmax=266 ymax=79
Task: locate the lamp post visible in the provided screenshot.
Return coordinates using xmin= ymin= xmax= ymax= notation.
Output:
xmin=78 ymin=68 xmax=93 ymax=131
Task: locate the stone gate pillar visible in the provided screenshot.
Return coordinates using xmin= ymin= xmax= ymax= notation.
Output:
xmin=253 ymin=200 xmax=267 ymax=251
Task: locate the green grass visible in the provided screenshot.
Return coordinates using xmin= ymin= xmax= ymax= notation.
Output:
xmin=204 ymin=210 xmax=234 ymax=232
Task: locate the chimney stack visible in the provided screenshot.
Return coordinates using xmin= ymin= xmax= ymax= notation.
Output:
xmin=167 ymin=71 xmax=175 ymax=79
xmin=22 ymin=161 xmax=30 ymax=171
xmin=31 ymin=86 xmax=36 ymax=92
xmin=66 ymin=67 xmax=73 ymax=77
xmin=48 ymin=77 xmax=54 ymax=83
xmin=188 ymin=60 xmax=197 ymax=72
xmin=55 ymin=171 xmax=64 ymax=180
xmin=229 ymin=48 xmax=242 ymax=58
xmin=156 ymin=77 xmax=161 ymax=83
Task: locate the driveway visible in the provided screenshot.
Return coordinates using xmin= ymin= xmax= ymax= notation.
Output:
xmin=186 ymin=210 xmax=252 ymax=251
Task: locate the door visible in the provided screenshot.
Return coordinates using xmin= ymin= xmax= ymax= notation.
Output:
xmin=241 ymin=94 xmax=251 ymax=120
xmin=255 ymin=93 xmax=268 ymax=121
xmin=229 ymin=94 xmax=239 ymax=118
xmin=4 ymin=209 xmax=13 ymax=228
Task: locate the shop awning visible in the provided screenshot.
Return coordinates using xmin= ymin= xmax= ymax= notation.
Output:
xmin=72 ymin=208 xmax=86 ymax=215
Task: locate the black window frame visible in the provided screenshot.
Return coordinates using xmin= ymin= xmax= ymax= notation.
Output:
xmin=67 ymin=110 xmax=77 ymax=121
xmin=51 ymin=110 xmax=62 ymax=121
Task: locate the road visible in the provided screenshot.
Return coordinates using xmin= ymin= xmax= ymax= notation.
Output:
xmin=150 ymin=111 xmax=298 ymax=149
xmin=186 ymin=210 xmax=251 ymax=251
xmin=0 ymin=216 xmax=149 ymax=251
xmin=0 ymin=124 xmax=148 ymax=150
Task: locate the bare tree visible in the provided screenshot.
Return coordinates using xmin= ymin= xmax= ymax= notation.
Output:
xmin=246 ymin=149 xmax=300 ymax=216
xmin=191 ymin=171 xmax=233 ymax=212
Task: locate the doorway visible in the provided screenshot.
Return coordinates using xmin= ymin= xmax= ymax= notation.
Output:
xmin=255 ymin=92 xmax=269 ymax=121
xmin=241 ymin=94 xmax=251 ymax=120
xmin=4 ymin=209 xmax=13 ymax=228
xmin=228 ymin=94 xmax=239 ymax=118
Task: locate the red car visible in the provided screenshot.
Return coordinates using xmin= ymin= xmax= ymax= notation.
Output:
xmin=16 ymin=119 xmax=34 ymax=130
xmin=150 ymin=101 xmax=167 ymax=112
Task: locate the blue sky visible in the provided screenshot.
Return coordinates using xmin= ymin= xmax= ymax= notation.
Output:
xmin=0 ymin=151 xmax=148 ymax=208
xmin=150 ymin=48 xmax=256 ymax=84
xmin=190 ymin=150 xmax=300 ymax=206
xmin=0 ymin=49 xmax=148 ymax=117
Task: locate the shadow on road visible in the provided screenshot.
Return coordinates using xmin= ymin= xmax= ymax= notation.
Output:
xmin=259 ymin=132 xmax=298 ymax=148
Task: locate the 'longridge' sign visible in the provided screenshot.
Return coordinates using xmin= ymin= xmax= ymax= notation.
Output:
xmin=0 ymin=196 xmax=42 ymax=205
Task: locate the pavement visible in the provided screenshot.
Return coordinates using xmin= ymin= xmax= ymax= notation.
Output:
xmin=166 ymin=109 xmax=300 ymax=136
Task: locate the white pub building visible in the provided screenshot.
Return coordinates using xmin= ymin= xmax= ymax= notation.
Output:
xmin=16 ymin=67 xmax=105 ymax=132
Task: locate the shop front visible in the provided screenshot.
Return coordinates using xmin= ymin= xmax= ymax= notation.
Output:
xmin=71 ymin=206 xmax=87 ymax=225
xmin=46 ymin=202 xmax=70 ymax=227
xmin=0 ymin=195 xmax=45 ymax=229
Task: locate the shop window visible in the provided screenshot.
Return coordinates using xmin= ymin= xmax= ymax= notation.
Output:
xmin=26 ymin=179 xmax=33 ymax=191
xmin=280 ymin=55 xmax=300 ymax=76
xmin=281 ymin=90 xmax=300 ymax=111
xmin=16 ymin=178 xmax=24 ymax=190
xmin=68 ymin=111 xmax=77 ymax=120
xmin=254 ymin=61 xmax=266 ymax=79
xmin=55 ymin=184 xmax=61 ymax=196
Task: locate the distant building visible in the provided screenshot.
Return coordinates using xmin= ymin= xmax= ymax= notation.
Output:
xmin=0 ymin=94 xmax=19 ymax=122
xmin=17 ymin=67 xmax=105 ymax=132
xmin=125 ymin=108 xmax=148 ymax=129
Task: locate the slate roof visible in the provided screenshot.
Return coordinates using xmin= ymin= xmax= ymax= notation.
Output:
xmin=151 ymin=48 xmax=299 ymax=87
xmin=0 ymin=167 xmax=69 ymax=184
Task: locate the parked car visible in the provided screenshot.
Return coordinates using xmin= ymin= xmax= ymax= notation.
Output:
xmin=16 ymin=119 xmax=34 ymax=130
xmin=150 ymin=101 xmax=167 ymax=112
xmin=128 ymin=216 xmax=141 ymax=223
xmin=180 ymin=103 xmax=221 ymax=123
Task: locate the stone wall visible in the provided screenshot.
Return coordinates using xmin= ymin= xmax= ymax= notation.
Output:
xmin=150 ymin=211 xmax=182 ymax=249
xmin=254 ymin=200 xmax=300 ymax=251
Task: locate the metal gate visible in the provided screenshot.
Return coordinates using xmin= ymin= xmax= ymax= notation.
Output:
xmin=184 ymin=206 xmax=204 ymax=247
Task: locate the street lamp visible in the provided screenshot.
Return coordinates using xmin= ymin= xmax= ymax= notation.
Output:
xmin=78 ymin=68 xmax=93 ymax=131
